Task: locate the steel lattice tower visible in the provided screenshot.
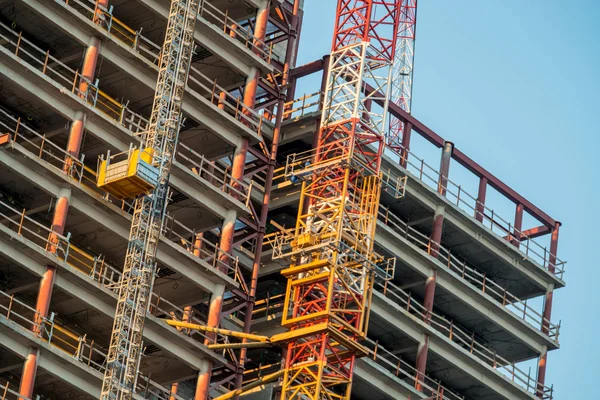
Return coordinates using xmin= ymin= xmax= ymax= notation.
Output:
xmin=100 ymin=1 xmax=199 ymax=398
xmin=274 ymin=1 xmax=402 ymax=398
xmin=388 ymin=0 xmax=417 ymax=152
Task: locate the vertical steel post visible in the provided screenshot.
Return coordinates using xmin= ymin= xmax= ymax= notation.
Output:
xmin=438 ymin=141 xmax=453 ymax=196
xmin=400 ymin=121 xmax=412 ymax=168
xmin=475 ymin=176 xmax=487 ymax=222
xmin=537 ymin=221 xmax=560 ymax=397
xmin=512 ymin=203 xmax=524 ymax=246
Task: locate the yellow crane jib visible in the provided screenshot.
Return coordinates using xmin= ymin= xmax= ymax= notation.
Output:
xmin=97 ymin=146 xmax=158 ymax=199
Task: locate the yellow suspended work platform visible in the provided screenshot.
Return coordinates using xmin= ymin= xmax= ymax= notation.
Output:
xmin=97 ymin=146 xmax=159 ymax=199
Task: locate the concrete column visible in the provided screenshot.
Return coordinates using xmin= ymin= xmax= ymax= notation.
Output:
xmin=414 ymin=335 xmax=429 ymax=392
xmin=25 ymin=190 xmax=69 ymax=394
xmin=19 ymin=348 xmax=39 ymax=398
xmin=512 ymin=203 xmax=524 ymax=246
xmin=437 ymin=141 xmax=453 ymax=196
xmin=169 ymin=382 xmax=179 ymax=400
xmin=475 ymin=176 xmax=487 ymax=222
xmin=195 ymin=284 xmax=225 ymax=399
xmin=536 ymin=346 xmax=548 ymax=398
xmin=423 ymin=271 xmax=437 ymax=320
xmin=429 ymin=204 xmax=445 ymax=258
xmin=218 ymin=211 xmax=237 ymax=273
xmin=195 ymin=360 xmax=213 ymax=400
xmin=63 ymin=112 xmax=85 ymax=173
xmin=36 ymin=191 xmax=70 ymax=324
xmin=230 ymin=139 xmax=248 ymax=198
xmin=78 ymin=37 xmax=101 ymax=97
xmin=400 ymin=121 xmax=412 ymax=168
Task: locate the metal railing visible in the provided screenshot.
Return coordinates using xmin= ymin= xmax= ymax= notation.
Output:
xmin=377 ymin=206 xmax=560 ymax=341
xmin=187 ymin=65 xmax=268 ymax=138
xmin=0 ymin=288 xmax=179 ymax=400
xmin=371 ymin=269 xmax=553 ymax=399
xmin=162 ymin=215 xmax=247 ymax=293
xmin=0 ymin=20 xmax=148 ymax=134
xmin=281 ymin=92 xmax=565 ymax=279
xmin=0 ymin=110 xmax=246 ymax=291
xmin=363 ymin=337 xmax=464 ymax=400
xmin=176 ymin=143 xmax=250 ymax=205
xmin=397 ymin=147 xmax=565 ymax=279
xmin=61 ymin=0 xmax=271 ymax=138
xmin=277 ymin=91 xmax=322 ymax=121
xmin=0 ymin=381 xmax=38 ymax=400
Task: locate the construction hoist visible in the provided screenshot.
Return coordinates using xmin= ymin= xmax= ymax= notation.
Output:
xmin=96 ymin=0 xmax=199 ymax=398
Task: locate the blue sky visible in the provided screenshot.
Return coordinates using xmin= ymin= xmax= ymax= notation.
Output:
xmin=294 ymin=1 xmax=599 ymax=396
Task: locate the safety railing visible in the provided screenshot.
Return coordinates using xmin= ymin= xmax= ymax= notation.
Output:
xmin=395 ymin=147 xmax=565 ymax=278
xmin=0 ymin=20 xmax=148 ymax=134
xmin=0 ymin=381 xmax=39 ymax=400
xmin=281 ymin=91 xmax=565 ymax=279
xmin=176 ymin=142 xmax=251 ymax=203
xmin=196 ymin=0 xmax=277 ymax=63
xmin=161 ymin=215 xmax=247 ymax=294
xmin=62 ymin=0 xmax=272 ymax=139
xmin=377 ymin=206 xmax=560 ymax=341
xmin=0 ymin=108 xmax=246 ymax=283
xmin=363 ymin=337 xmax=464 ymax=400
xmin=187 ymin=66 xmax=268 ymax=138
xmin=371 ymin=269 xmax=553 ymax=399
xmin=0 ymin=287 xmax=182 ymax=399
xmin=278 ymin=91 xmax=322 ymax=121
xmin=0 ymin=197 xmax=70 ymax=260
xmin=381 ymin=167 xmax=407 ymax=199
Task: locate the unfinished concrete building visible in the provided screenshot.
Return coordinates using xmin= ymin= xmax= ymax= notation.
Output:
xmin=0 ymin=1 xmax=564 ymax=400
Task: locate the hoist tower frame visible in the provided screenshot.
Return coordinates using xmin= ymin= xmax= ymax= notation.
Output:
xmin=100 ymin=0 xmax=199 ymax=398
xmin=273 ymin=1 xmax=402 ymax=399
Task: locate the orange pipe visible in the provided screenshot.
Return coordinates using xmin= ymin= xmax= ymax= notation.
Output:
xmin=19 ymin=349 xmax=38 ymax=398
xmin=217 ymin=215 xmax=236 ymax=273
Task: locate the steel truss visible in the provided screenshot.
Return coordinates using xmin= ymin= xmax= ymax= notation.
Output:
xmin=388 ymin=0 xmax=417 ymax=151
xmin=100 ymin=0 xmax=199 ymax=398
xmin=274 ymin=1 xmax=402 ymax=398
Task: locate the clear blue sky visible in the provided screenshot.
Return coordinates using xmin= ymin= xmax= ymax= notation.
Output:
xmin=295 ymin=1 xmax=599 ymax=397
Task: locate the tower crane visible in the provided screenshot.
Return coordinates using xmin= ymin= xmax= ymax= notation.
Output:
xmin=388 ymin=0 xmax=418 ymax=154
xmin=272 ymin=1 xmax=403 ymax=398
xmin=96 ymin=0 xmax=200 ymax=398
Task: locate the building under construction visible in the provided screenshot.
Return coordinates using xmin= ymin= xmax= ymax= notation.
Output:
xmin=0 ymin=1 xmax=565 ymax=400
